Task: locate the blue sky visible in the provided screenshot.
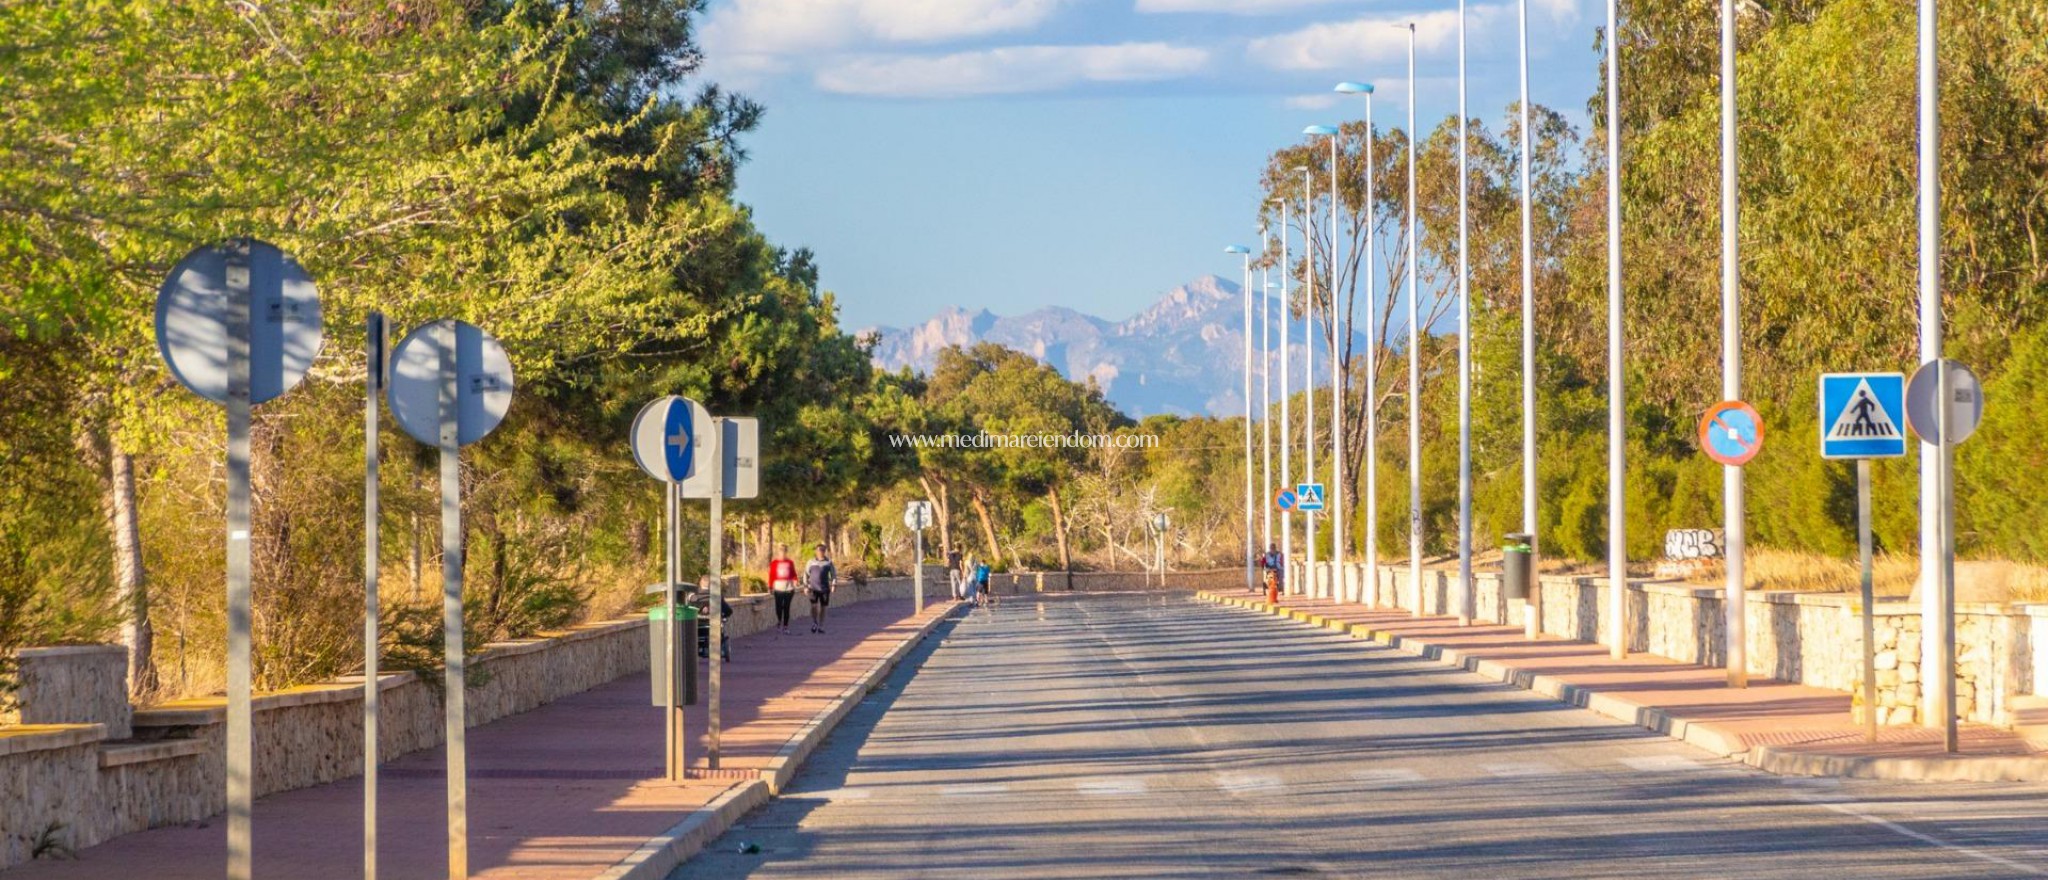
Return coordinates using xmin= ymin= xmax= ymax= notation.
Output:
xmin=701 ymin=0 xmax=1605 ymax=332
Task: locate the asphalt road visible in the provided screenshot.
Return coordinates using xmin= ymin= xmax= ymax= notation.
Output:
xmin=675 ymin=592 xmax=2048 ymax=879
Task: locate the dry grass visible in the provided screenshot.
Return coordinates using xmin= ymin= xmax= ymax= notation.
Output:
xmin=1680 ymin=547 xmax=2048 ymax=605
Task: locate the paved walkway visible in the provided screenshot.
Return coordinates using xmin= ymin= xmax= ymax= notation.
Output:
xmin=1205 ymin=592 xmax=2046 ymax=780
xmin=9 ymin=598 xmax=953 ymax=880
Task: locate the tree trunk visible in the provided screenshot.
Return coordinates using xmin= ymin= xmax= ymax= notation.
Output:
xmin=969 ymin=487 xmax=1002 ymax=568
xmin=1047 ymin=485 xmax=1073 ymax=590
xmin=919 ymin=475 xmax=954 ymax=559
xmin=106 ymin=443 xmax=157 ymax=697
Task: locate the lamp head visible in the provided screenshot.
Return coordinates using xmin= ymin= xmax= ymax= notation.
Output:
xmin=1223 ymin=245 xmax=1251 ymax=255
xmin=1334 ymin=82 xmax=1373 ymax=94
xmin=1302 ymin=125 xmax=1339 ymax=137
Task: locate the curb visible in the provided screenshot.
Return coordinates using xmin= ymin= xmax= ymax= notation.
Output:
xmin=1194 ymin=592 xmax=2048 ymax=783
xmin=598 ymin=602 xmax=960 ymax=880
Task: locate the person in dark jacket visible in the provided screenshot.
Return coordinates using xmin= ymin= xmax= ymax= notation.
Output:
xmin=804 ymin=546 xmax=836 ymax=633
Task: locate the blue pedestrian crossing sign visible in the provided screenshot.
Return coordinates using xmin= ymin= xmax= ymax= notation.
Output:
xmin=1818 ymin=372 xmax=1907 ymax=460
xmin=1295 ymin=483 xmax=1326 ymax=512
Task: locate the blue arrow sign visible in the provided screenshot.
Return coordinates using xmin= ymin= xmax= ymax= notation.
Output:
xmin=1819 ymin=372 xmax=1907 ymax=460
xmin=1295 ymin=483 xmax=1326 ymax=512
xmin=662 ymin=397 xmax=695 ymax=480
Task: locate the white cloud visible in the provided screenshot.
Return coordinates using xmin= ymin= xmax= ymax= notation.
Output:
xmin=1285 ymin=94 xmax=1340 ymax=110
xmin=1136 ymin=0 xmax=1355 ymax=13
xmin=704 ymin=0 xmax=1066 ymax=57
xmin=1246 ymin=0 xmax=1584 ymax=72
xmin=816 ymin=43 xmax=1211 ymax=98
xmin=1248 ymin=9 xmax=1464 ymax=71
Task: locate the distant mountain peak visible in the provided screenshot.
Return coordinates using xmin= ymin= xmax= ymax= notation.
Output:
xmin=868 ymin=277 xmax=1334 ymax=418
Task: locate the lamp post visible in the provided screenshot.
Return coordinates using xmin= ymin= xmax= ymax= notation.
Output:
xmin=1261 ymin=231 xmax=1275 ymax=557
xmin=1719 ymin=0 xmax=1747 ymax=686
xmin=1306 ymin=125 xmax=1342 ymax=601
xmin=1228 ymin=244 xmax=1255 ymax=592
xmin=1916 ymin=0 xmax=1950 ymax=743
xmin=1455 ymin=0 xmax=1474 ymax=627
xmin=1401 ymin=22 xmax=1423 ymax=618
xmin=1604 ymin=0 xmax=1628 ymax=660
xmin=1278 ymin=199 xmax=1294 ymax=584
xmin=1515 ymin=0 xmax=1540 ymax=636
xmin=1297 ymin=162 xmax=1318 ymax=597
xmin=1337 ymin=82 xmax=1375 ymax=607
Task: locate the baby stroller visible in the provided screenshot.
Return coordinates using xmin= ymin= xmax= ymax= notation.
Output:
xmin=688 ymin=591 xmax=733 ymax=662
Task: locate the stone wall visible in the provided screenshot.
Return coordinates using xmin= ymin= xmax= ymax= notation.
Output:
xmin=2 ymin=646 xmax=131 ymax=739
xmin=1292 ymin=559 xmax=2044 ymax=730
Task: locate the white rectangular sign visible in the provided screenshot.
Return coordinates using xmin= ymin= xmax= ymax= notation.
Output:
xmin=681 ymin=417 xmax=759 ymax=500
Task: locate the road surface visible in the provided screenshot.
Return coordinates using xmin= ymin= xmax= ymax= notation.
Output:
xmin=674 ymin=593 xmax=2048 ymax=878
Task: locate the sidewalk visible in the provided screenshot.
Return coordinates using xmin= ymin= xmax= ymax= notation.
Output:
xmin=8 ymin=598 xmax=955 ymax=880
xmin=1200 ymin=591 xmax=2048 ymax=782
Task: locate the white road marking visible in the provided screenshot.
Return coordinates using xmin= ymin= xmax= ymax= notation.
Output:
xmin=1349 ymin=768 xmax=1426 ymax=787
xmin=1215 ymin=773 xmax=1284 ymax=792
xmin=940 ymin=783 xmax=1009 ymax=797
xmin=1076 ymin=778 xmax=1149 ymax=797
xmin=1799 ymin=798 xmax=2048 ymax=877
xmin=1620 ymin=755 xmax=1709 ymax=773
xmin=1482 ymin=762 xmax=1560 ymax=778
xmin=816 ymin=788 xmax=871 ymax=801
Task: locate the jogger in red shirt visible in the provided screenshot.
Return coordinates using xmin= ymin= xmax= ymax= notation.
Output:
xmin=768 ymin=545 xmax=799 ymax=634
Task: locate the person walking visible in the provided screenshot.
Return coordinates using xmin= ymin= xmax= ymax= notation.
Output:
xmin=946 ymin=547 xmax=964 ymax=600
xmin=768 ymin=544 xmax=798 ymax=634
xmin=804 ymin=545 xmax=837 ymax=633
xmin=973 ymin=558 xmax=993 ymax=609
xmin=1259 ymin=542 xmax=1284 ymax=602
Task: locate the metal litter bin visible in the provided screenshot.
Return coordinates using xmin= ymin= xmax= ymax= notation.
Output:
xmin=1502 ymin=533 xmax=1533 ymax=601
xmin=648 ymin=604 xmax=698 ymax=707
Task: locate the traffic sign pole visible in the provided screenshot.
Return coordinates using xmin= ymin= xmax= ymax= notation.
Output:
xmin=915 ymin=528 xmax=925 ymax=612
xmin=438 ymin=327 xmax=469 ymax=880
xmin=1858 ymin=460 xmax=1876 ymax=743
xmin=224 ymin=241 xmax=254 ymax=880
xmin=707 ymin=418 xmax=725 ymax=770
xmin=665 ymin=480 xmax=681 ymax=781
xmin=1936 ymin=362 xmax=1958 ymax=753
xmin=364 ymin=313 xmax=386 ymax=880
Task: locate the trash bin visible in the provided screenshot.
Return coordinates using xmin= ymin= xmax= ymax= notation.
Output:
xmin=1502 ymin=534 xmax=1533 ymax=601
xmin=648 ymin=604 xmax=699 ymax=707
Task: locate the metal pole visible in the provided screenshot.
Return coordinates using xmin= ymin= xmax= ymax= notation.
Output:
xmin=707 ymin=419 xmax=725 ymax=769
xmin=664 ymin=482 xmax=680 ymax=780
xmin=1281 ymin=202 xmax=1294 ymax=587
xmin=1518 ymin=0 xmax=1540 ymax=639
xmin=1331 ymin=134 xmax=1346 ymax=601
xmin=438 ymin=325 xmax=468 ymax=880
xmin=364 ymin=312 xmax=385 ymax=880
xmin=1244 ymin=252 xmax=1256 ymax=591
xmin=1937 ymin=365 xmax=1958 ymax=752
xmin=1261 ymin=249 xmax=1274 ymax=556
xmin=224 ymin=240 xmax=254 ymax=880
xmin=1364 ymin=93 xmax=1379 ymax=608
xmin=1859 ymin=460 xmax=1876 ymax=742
xmin=1303 ymin=166 xmax=1318 ymax=598
xmin=1405 ymin=24 xmax=1423 ymax=619
xmin=1915 ymin=0 xmax=1946 ymax=730
xmin=1721 ymin=0 xmax=1748 ymax=688
xmin=916 ymin=526 xmax=926 ymax=610
xmin=1456 ymin=0 xmax=1474 ymax=627
xmin=1605 ymin=0 xmax=1628 ymax=660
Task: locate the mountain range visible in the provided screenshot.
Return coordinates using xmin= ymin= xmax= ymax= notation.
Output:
xmin=865 ymin=275 xmax=1349 ymax=419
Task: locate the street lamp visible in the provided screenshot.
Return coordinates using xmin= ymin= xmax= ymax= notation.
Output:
xmin=1260 ymin=231 xmax=1275 ymax=558
xmin=1514 ymin=0 xmax=1540 ymax=636
xmin=1227 ymin=244 xmax=1255 ymax=593
xmin=1277 ymin=198 xmax=1294 ymax=584
xmin=1305 ymin=123 xmax=1346 ymax=601
xmin=1400 ymin=22 xmax=1423 ymax=619
xmin=1719 ymin=0 xmax=1747 ymax=685
xmin=1455 ymin=0 xmax=1474 ymax=627
xmin=1337 ymin=81 xmax=1375 ymax=607
xmin=1604 ymin=0 xmax=1628 ymax=659
xmin=1295 ymin=157 xmax=1319 ymax=597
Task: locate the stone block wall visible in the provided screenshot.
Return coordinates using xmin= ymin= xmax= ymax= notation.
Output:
xmin=1330 ymin=560 xmax=2045 ymax=730
xmin=2 ymin=646 xmax=131 ymax=739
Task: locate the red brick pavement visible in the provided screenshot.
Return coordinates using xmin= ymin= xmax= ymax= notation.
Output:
xmin=8 ymin=598 xmax=953 ymax=880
